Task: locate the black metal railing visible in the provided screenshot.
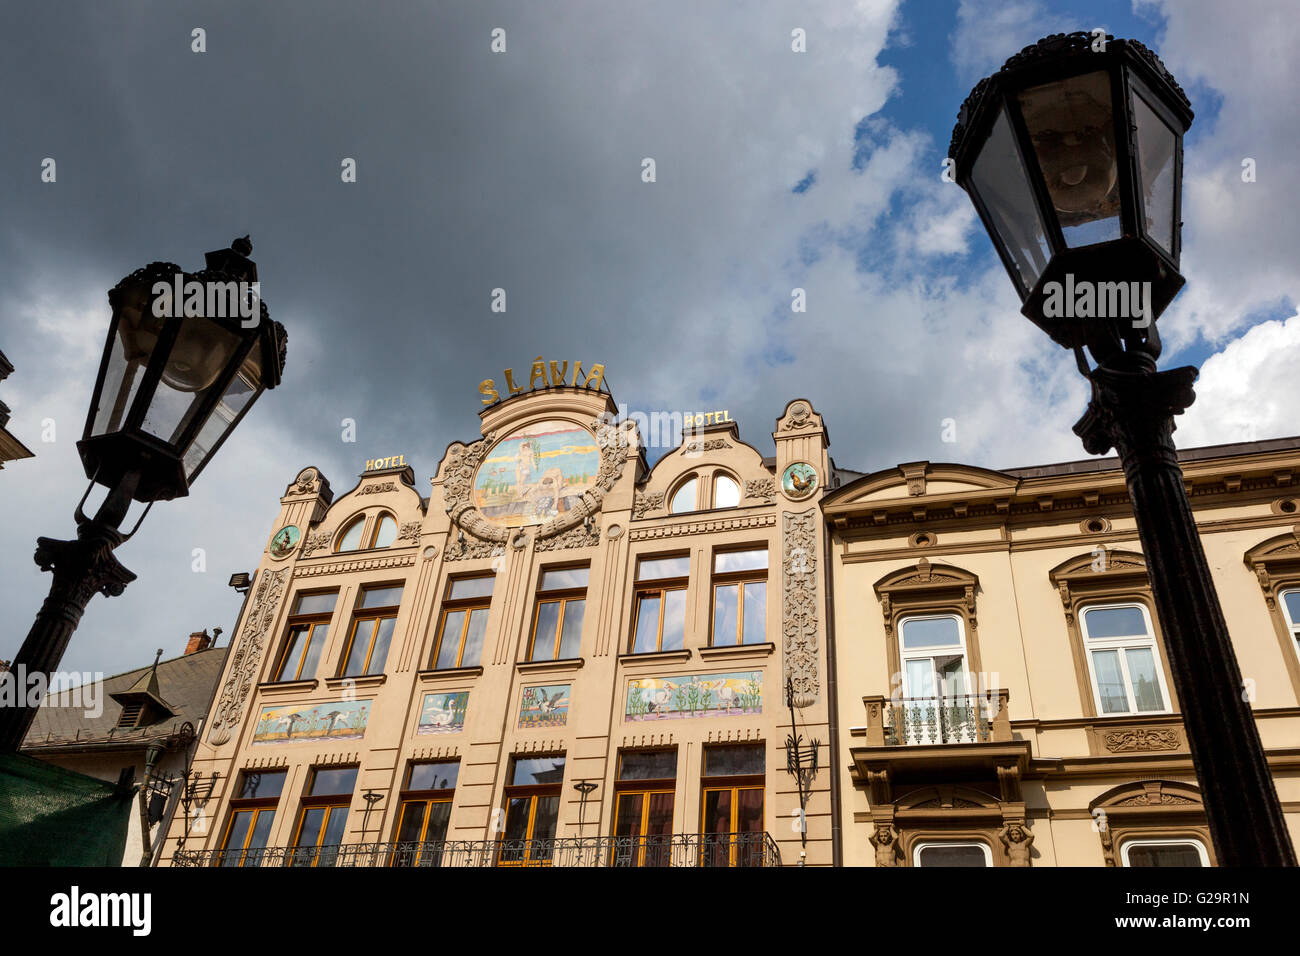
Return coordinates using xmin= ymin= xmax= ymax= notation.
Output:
xmin=172 ymin=831 xmax=782 ymax=868
xmin=885 ymin=694 xmax=995 ymax=746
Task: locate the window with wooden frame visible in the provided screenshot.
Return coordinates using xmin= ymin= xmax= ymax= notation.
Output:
xmin=391 ymin=760 xmax=459 ymax=866
xmin=700 ymin=743 xmax=765 ymax=867
xmin=669 ymin=476 xmax=698 ymax=514
xmin=217 ymin=769 xmax=286 ymax=867
xmin=713 ymin=473 xmax=741 ymax=509
xmin=710 ymin=548 xmax=768 ymax=646
xmin=338 ymin=585 xmax=402 ymax=678
xmin=431 ymin=575 xmax=494 ymax=669
xmin=1080 ymin=602 xmax=1171 ymax=716
xmin=289 ymin=766 xmax=357 ymax=867
xmin=499 ymin=755 xmax=566 ymax=866
xmin=335 ymin=515 xmax=367 ymax=553
xmin=528 ymin=566 xmax=588 ymax=662
xmin=370 ymin=512 xmax=398 ymax=549
xmin=630 ymin=554 xmax=689 ymax=654
xmin=611 ymin=749 xmax=677 ymax=867
xmin=272 ymin=590 xmax=337 ymax=682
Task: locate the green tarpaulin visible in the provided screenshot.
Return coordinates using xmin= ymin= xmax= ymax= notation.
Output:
xmin=0 ymin=752 xmax=135 ymax=865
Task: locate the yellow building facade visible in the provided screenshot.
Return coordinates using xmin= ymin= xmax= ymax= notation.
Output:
xmin=160 ymin=383 xmax=835 ymax=867
xmin=157 ymin=374 xmax=1300 ymax=868
xmin=826 ymin=439 xmax=1300 ymax=867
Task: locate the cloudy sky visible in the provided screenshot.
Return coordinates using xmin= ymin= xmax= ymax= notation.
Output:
xmin=1 ymin=0 xmax=1296 ymax=680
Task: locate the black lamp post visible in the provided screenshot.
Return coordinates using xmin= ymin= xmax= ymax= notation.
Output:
xmin=950 ymin=33 xmax=1294 ymax=866
xmin=0 ymin=237 xmax=286 ymax=753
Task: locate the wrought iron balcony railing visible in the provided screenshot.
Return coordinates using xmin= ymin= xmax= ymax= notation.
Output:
xmin=171 ymin=831 xmax=782 ymax=868
xmin=861 ymin=689 xmax=1011 ymax=746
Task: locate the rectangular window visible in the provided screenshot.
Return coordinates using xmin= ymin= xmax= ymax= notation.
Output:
xmin=612 ymin=750 xmax=677 ymax=867
xmin=630 ymin=554 xmax=689 ymax=654
xmin=529 ymin=566 xmax=588 ymax=661
xmin=338 ymin=586 xmax=402 ymax=678
xmin=290 ymin=766 xmax=357 ymax=867
xmin=1121 ymin=838 xmax=1209 ymax=867
xmin=432 ymin=575 xmax=494 ymax=669
xmin=913 ymin=841 xmax=993 ymax=867
xmin=1081 ymin=603 xmax=1170 ymax=716
xmin=499 ymin=755 xmax=566 ymax=866
xmin=1282 ymin=589 xmax=1300 ymax=660
xmin=897 ymin=614 xmax=974 ymax=744
xmin=273 ymin=591 xmax=337 ymax=682
xmin=700 ymin=743 xmax=765 ymax=867
xmin=711 ymin=549 xmax=768 ymax=646
xmin=217 ymin=769 xmax=286 ymax=867
xmin=392 ymin=761 xmax=459 ymax=867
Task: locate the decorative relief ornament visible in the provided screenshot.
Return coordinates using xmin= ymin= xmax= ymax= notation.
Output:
xmin=783 ymin=508 xmax=820 ymax=707
xmin=1103 ymin=727 xmax=1180 ymax=753
xmin=783 ymin=401 xmax=814 ymax=430
xmin=781 ymin=462 xmax=819 ymax=501
xmin=744 ymin=477 xmax=776 ymax=503
xmin=301 ymin=530 xmax=333 ymax=557
xmin=633 ymin=490 xmax=665 ymax=518
xmin=268 ymin=525 xmax=300 ymax=560
xmin=397 ymin=521 xmax=421 ymax=542
xmin=681 ymin=437 xmax=732 ymax=456
xmin=208 ymin=568 xmax=289 ymax=745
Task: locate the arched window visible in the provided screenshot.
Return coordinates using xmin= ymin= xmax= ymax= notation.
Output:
xmin=371 ymin=513 xmax=398 ymax=549
xmin=669 ymin=477 xmax=697 ymax=514
xmin=336 ymin=516 xmax=366 ymax=553
xmin=713 ymin=474 xmax=740 ymax=509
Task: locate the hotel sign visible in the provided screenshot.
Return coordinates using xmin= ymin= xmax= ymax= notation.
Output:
xmin=480 ymin=356 xmax=606 ymax=405
xmin=365 ymin=455 xmax=407 ymax=471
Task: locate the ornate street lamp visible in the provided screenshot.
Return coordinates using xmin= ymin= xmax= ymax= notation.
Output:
xmin=0 ymin=238 xmax=286 ymax=752
xmin=950 ymin=33 xmax=1295 ymax=866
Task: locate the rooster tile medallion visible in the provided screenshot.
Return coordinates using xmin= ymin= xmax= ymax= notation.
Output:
xmin=781 ymin=462 xmax=819 ymax=501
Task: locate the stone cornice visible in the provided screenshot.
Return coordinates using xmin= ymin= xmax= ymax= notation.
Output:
xmin=292 ymin=552 xmax=417 ymax=577
xmin=629 ymin=513 xmax=776 ymax=541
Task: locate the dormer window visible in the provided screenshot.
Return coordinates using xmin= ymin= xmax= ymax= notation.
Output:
xmin=370 ymin=513 xmax=397 ymax=548
xmin=713 ymin=474 xmax=741 ymax=508
xmin=670 ymin=477 xmax=697 ymax=514
xmin=336 ymin=516 xmax=366 ymax=553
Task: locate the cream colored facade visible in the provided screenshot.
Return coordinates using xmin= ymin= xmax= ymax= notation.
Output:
xmin=158 ymin=386 xmax=835 ymax=867
xmin=826 ymin=439 xmax=1300 ymax=867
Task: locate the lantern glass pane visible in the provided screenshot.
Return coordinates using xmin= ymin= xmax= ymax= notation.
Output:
xmin=1017 ymin=71 xmax=1122 ymax=247
xmin=183 ymin=360 xmax=258 ymax=478
xmin=142 ymin=318 xmax=242 ymax=448
xmin=92 ymin=324 xmax=146 ymax=437
xmin=1132 ymin=89 xmax=1177 ymax=256
xmin=969 ymin=107 xmax=1052 ymax=293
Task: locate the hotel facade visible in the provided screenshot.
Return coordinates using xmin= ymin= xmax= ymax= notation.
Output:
xmin=157 ymin=374 xmax=1300 ymax=867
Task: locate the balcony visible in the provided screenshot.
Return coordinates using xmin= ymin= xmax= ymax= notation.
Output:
xmin=171 ymin=831 xmax=782 ymax=868
xmin=851 ymin=688 xmax=1030 ymax=782
xmin=861 ymin=689 xmax=1011 ymax=746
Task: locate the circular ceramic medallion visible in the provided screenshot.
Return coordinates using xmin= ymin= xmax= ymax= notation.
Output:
xmin=781 ymin=462 xmax=819 ymax=500
xmin=269 ymin=524 xmax=300 ymax=559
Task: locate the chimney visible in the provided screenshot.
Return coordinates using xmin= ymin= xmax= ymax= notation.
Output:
xmin=185 ymin=630 xmax=212 ymax=655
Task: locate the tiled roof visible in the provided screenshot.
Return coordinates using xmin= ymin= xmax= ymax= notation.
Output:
xmin=22 ymin=646 xmax=227 ymax=751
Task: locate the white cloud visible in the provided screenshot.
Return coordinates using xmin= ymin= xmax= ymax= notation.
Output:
xmin=1176 ymin=309 xmax=1300 ymax=447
